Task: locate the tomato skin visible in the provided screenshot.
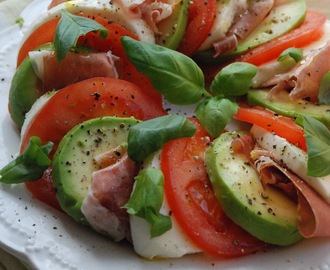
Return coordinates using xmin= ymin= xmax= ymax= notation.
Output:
xmin=20 ymin=77 xmax=167 ymax=208
xmin=177 ymin=0 xmax=216 ymax=56
xmin=234 ymin=105 xmax=307 ymax=151
xmin=25 ymin=168 xmax=62 ymax=211
xmin=17 ymin=18 xmax=60 ymax=67
xmin=161 ymin=118 xmax=266 ymax=257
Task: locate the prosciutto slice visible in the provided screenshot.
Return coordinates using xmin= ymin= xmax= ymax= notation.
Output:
xmin=212 ymin=0 xmax=274 ymax=57
xmin=29 ymin=50 xmax=120 ymax=92
xmin=113 ymin=0 xmax=179 ymax=34
xmin=228 ymin=0 xmax=274 ymax=40
xmin=81 ymin=150 xmax=139 ymax=242
xmin=264 ymin=41 xmax=330 ymax=102
xmin=232 ymin=134 xmax=330 ymax=238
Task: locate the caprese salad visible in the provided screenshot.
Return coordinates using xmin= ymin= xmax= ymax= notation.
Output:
xmin=1 ymin=0 xmax=330 ymax=261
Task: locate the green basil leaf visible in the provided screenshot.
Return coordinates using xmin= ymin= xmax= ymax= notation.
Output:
xmin=278 ymin=47 xmax=303 ymax=63
xmin=124 ymin=168 xmax=172 ymax=238
xmin=196 ymin=97 xmax=238 ymax=138
xmin=210 ymin=62 xmax=258 ymax=97
xmin=121 ymin=36 xmax=209 ymax=105
xmin=54 ymin=10 xmax=108 ymax=62
xmin=127 ymin=115 xmax=196 ymax=162
xmin=318 ymin=71 xmax=330 ymax=105
xmin=0 ymin=136 xmax=53 ymax=184
xmin=301 ymin=115 xmax=330 ymax=177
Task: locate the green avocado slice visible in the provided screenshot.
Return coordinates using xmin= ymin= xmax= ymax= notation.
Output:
xmin=155 ymin=0 xmax=189 ymax=49
xmin=205 ymin=131 xmax=303 ymax=246
xmin=8 ymin=44 xmax=55 ymax=129
xmin=247 ymin=89 xmax=330 ymax=128
xmin=52 ymin=116 xmax=140 ymax=225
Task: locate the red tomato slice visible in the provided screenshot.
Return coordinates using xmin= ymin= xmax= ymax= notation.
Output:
xmin=237 ymin=10 xmax=326 ymax=65
xmin=16 ymin=15 xmax=162 ymax=105
xmin=234 ymin=105 xmax=307 ymax=151
xmin=21 ymin=77 xmax=167 ymax=208
xmin=17 ymin=18 xmax=60 ymax=67
xmin=161 ymin=118 xmax=266 ymax=257
xmin=177 ymin=0 xmax=216 ymax=56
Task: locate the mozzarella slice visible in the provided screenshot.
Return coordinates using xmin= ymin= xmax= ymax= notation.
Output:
xmin=251 ymin=125 xmax=330 ymax=203
xmin=129 ymin=151 xmax=201 ymax=259
xmin=21 ymin=0 xmax=155 ymax=45
xmin=20 ymin=91 xmax=55 ymax=145
xmin=198 ymin=0 xmax=239 ymax=51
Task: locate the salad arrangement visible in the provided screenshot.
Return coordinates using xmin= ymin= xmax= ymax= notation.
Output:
xmin=1 ymin=0 xmax=330 ymax=263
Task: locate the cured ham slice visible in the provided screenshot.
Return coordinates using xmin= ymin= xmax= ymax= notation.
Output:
xmin=81 ymin=151 xmax=139 ymax=242
xmin=29 ymin=50 xmax=120 ymax=92
xmin=229 ymin=0 xmax=274 ymax=40
xmin=232 ymin=133 xmax=330 ymax=239
xmin=113 ymin=0 xmax=178 ymax=34
xmin=264 ymin=41 xmax=330 ymax=102
xmin=212 ymin=0 xmax=274 ymax=57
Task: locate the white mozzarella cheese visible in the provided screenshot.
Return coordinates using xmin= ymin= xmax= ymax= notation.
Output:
xmin=129 ymin=151 xmax=201 ymax=259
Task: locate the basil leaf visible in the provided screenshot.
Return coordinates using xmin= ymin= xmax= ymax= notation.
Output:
xmin=121 ymin=36 xmax=209 ymax=105
xmin=318 ymin=71 xmax=330 ymax=105
xmin=0 ymin=136 xmax=53 ymax=184
xmin=210 ymin=62 xmax=258 ymax=97
xmin=278 ymin=47 xmax=303 ymax=63
xmin=54 ymin=10 xmax=108 ymax=62
xmin=301 ymin=115 xmax=330 ymax=177
xmin=127 ymin=115 xmax=196 ymax=162
xmin=196 ymin=97 xmax=238 ymax=138
xmin=124 ymin=168 xmax=172 ymax=238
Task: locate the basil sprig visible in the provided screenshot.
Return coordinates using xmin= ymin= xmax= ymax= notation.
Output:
xmin=127 ymin=115 xmax=196 ymax=162
xmin=121 ymin=36 xmax=240 ymax=138
xmin=300 ymin=115 xmax=330 ymax=177
xmin=121 ymin=36 xmax=209 ymax=105
xmin=54 ymin=10 xmax=108 ymax=62
xmin=124 ymin=168 xmax=172 ymax=237
xmin=0 ymin=136 xmax=53 ymax=184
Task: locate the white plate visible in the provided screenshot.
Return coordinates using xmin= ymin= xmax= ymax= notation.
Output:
xmin=0 ymin=1 xmax=330 ymax=269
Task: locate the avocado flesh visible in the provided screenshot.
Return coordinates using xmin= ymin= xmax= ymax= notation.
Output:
xmin=52 ymin=117 xmax=140 ymax=225
xmin=205 ymin=131 xmax=303 ymax=246
xmin=155 ymin=0 xmax=189 ymax=50
xmin=247 ymin=89 xmax=330 ymax=128
xmin=193 ymin=0 xmax=307 ymax=65
xmin=9 ymin=43 xmax=55 ymax=129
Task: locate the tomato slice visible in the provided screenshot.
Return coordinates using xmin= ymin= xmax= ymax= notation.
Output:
xmin=237 ymin=10 xmax=326 ymax=65
xmin=17 ymin=18 xmax=60 ymax=67
xmin=177 ymin=0 xmax=216 ymax=56
xmin=16 ymin=15 xmax=162 ymax=105
xmin=21 ymin=77 xmax=167 ymax=208
xmin=234 ymin=105 xmax=307 ymax=151
xmin=161 ymin=118 xmax=266 ymax=257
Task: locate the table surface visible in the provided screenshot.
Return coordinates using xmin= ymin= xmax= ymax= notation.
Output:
xmin=0 ymin=0 xmax=329 ymax=269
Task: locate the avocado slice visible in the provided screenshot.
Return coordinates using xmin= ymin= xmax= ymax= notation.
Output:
xmin=247 ymin=89 xmax=330 ymax=128
xmin=52 ymin=116 xmax=140 ymax=224
xmin=193 ymin=0 xmax=307 ymax=65
xmin=155 ymin=0 xmax=189 ymax=49
xmin=9 ymin=43 xmax=55 ymax=129
xmin=205 ymin=131 xmax=303 ymax=246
